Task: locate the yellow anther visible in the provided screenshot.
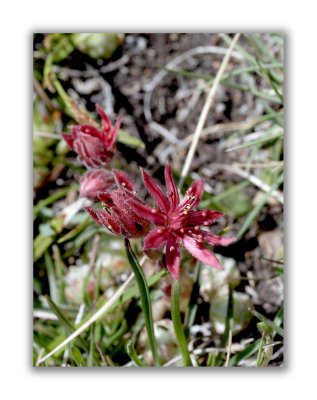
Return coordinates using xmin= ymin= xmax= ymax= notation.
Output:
xmin=183 ymin=211 xmax=188 ymax=215
xmin=121 ymin=182 xmax=126 ymax=187
xmin=107 ymin=225 xmax=112 ymax=230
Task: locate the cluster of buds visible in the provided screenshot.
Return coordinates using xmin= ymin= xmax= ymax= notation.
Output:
xmin=62 ymin=104 xmax=121 ymax=201
xmin=85 ymin=170 xmax=151 ymax=238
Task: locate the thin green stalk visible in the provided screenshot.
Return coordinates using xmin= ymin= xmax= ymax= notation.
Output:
xmin=171 ymin=281 xmax=193 ymax=367
xmin=124 ymin=239 xmax=160 ymax=366
xmin=184 ymin=263 xmax=202 ymax=338
xmin=207 ymin=352 xmax=217 ymax=367
xmin=255 ymin=331 xmax=266 ymax=367
xmin=126 ymin=340 xmax=146 ymax=367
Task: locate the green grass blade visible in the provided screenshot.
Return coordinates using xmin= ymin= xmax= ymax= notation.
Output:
xmin=44 ymin=252 xmax=58 ymax=303
xmin=42 ymin=269 xmax=168 ymax=358
xmin=45 ymin=295 xmax=74 ymax=333
xmin=249 ymin=308 xmax=284 ymax=337
xmin=117 ymin=129 xmax=145 ymax=148
xmin=226 ymin=131 xmax=283 ymax=152
xmin=207 ymin=352 xmax=217 ymax=367
xmin=237 ymin=173 xmax=283 ymax=238
xmin=33 ymin=184 xmax=79 ymax=220
xmin=216 ymin=283 xmax=234 ymax=365
xmin=126 ymin=340 xmax=146 ymax=366
xmin=171 ymin=281 xmax=193 ymax=367
xmin=184 ymin=264 xmax=202 ymax=338
xmin=229 ymin=339 xmax=261 ymax=366
xmin=52 ymin=245 xmax=65 ymax=304
xmin=124 ymin=239 xmax=160 ymax=366
xmin=71 ymin=346 xmax=86 ymax=366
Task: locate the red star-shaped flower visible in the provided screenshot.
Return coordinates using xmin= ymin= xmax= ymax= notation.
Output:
xmin=128 ymin=164 xmax=236 ymax=280
xmin=62 ymin=104 xmax=121 ymax=168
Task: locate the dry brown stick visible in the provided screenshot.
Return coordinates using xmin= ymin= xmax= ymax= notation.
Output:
xmin=178 ymin=33 xmax=241 ymax=190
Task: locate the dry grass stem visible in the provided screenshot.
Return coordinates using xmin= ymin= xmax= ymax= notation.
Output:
xmin=182 ymin=117 xmax=273 ymax=145
xmin=178 ymin=33 xmax=241 ymax=190
xmin=37 ymin=272 xmax=136 ymax=364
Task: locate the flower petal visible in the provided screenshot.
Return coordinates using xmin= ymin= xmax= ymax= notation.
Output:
xmin=62 ymin=133 xmax=75 ymax=150
xmin=80 ymin=169 xmax=115 ymax=201
xmin=166 ymin=236 xmax=180 ymax=280
xmin=127 ymin=199 xmax=166 ymax=225
xmin=98 ymin=192 xmax=113 ymax=208
xmin=107 ymin=116 xmax=121 ymax=148
xmin=144 ymin=227 xmax=169 ymax=249
xmin=77 ymin=125 xmax=103 ymax=140
xmin=189 ymin=210 xmax=224 ymax=226
xmin=113 ymin=170 xmax=136 ymax=192
xmin=164 ymin=164 xmax=179 ymax=211
xmin=183 ymin=235 xmax=224 ymax=270
xmin=201 ymin=231 xmax=236 ymax=247
xmin=84 ymin=206 xmax=121 ymax=234
xmin=141 ymin=168 xmax=169 ymax=213
xmin=96 ymin=103 xmax=112 ymax=135
xmin=176 ymin=178 xmax=205 ymax=213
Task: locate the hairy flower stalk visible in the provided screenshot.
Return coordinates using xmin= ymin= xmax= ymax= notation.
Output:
xmin=62 ymin=104 xmax=121 ymax=168
xmin=127 ymin=164 xmax=236 ymax=280
xmin=85 ymin=170 xmax=151 ymax=238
